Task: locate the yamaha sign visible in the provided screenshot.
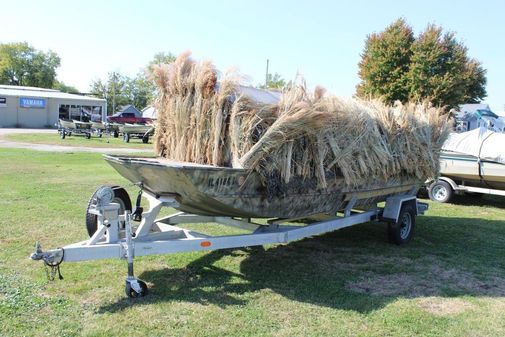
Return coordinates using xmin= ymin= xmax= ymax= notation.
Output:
xmin=20 ymin=97 xmax=46 ymax=109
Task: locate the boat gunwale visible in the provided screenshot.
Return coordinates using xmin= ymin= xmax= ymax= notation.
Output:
xmin=103 ymin=154 xmax=250 ymax=173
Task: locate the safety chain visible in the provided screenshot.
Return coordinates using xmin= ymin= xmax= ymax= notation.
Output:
xmin=43 ymin=248 xmax=64 ymax=281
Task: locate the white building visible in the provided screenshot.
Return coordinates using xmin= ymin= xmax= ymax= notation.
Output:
xmin=0 ymin=85 xmax=106 ymax=128
xmin=455 ymin=104 xmax=502 ymax=132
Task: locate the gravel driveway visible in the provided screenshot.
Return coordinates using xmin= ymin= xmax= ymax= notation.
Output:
xmin=0 ymin=128 xmax=146 ymax=153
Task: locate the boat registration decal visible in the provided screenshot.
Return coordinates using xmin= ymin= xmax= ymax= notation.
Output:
xmin=208 ymin=176 xmax=235 ymax=190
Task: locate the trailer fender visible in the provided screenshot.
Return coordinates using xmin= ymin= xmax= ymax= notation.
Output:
xmin=438 ymin=177 xmax=458 ymax=190
xmin=381 ymin=195 xmax=419 ymax=223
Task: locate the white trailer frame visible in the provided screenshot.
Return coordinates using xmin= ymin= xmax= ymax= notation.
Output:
xmin=439 ymin=176 xmax=505 ymax=197
xmin=31 ymin=189 xmax=428 ymax=297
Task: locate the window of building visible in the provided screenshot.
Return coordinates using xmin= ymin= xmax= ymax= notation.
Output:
xmin=59 ymin=104 xmax=70 ymax=119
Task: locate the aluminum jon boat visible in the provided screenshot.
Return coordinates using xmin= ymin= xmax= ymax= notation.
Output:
xmin=104 ymin=155 xmax=422 ymax=218
xmin=30 ymin=155 xmax=427 ymax=298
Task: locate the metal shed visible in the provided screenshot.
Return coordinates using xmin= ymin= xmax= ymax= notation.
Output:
xmin=0 ymin=85 xmax=106 ymax=128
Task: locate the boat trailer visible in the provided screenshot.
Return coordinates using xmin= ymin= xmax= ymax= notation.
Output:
xmin=31 ymin=186 xmax=428 ymax=298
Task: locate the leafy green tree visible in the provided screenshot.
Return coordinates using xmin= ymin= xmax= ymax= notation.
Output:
xmin=139 ymin=52 xmax=177 ymax=106
xmin=126 ymin=73 xmax=153 ymax=110
xmin=90 ymin=72 xmax=130 ymax=114
xmin=356 ymin=20 xmax=487 ymax=107
xmin=0 ymin=42 xmax=60 ymax=88
xmin=260 ymin=72 xmax=287 ymax=89
xmin=462 ymin=59 xmax=487 ymax=104
xmin=89 ymin=52 xmax=177 ymax=113
xmin=408 ymin=25 xmax=486 ymax=106
xmin=53 ymin=80 xmax=79 ymax=93
xmin=147 ymin=52 xmax=176 ymax=73
xmin=356 ymin=18 xmax=414 ymax=103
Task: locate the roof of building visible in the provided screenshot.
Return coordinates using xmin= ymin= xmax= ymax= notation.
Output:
xmin=458 ymin=103 xmax=498 ymax=120
xmin=234 ymin=85 xmax=282 ymax=104
xmin=0 ymin=85 xmax=105 ymax=102
xmin=118 ymin=104 xmax=142 ymax=116
xmin=459 ymin=103 xmax=490 ymax=113
xmin=142 ymin=106 xmax=156 ymax=118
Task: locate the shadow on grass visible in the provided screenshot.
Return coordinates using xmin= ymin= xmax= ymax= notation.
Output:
xmin=98 ymin=216 xmax=505 ymax=314
xmin=448 ymin=194 xmax=505 ymax=209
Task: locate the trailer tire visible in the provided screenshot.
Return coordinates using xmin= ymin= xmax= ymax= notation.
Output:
xmin=388 ymin=203 xmax=415 ymax=245
xmin=86 ymin=133 xmax=91 ymax=139
xmin=60 ymin=131 xmax=66 ymax=139
xmin=113 ymin=130 xmax=119 ymax=138
xmin=85 ymin=186 xmax=132 ymax=237
xmin=142 ymin=135 xmax=149 ymax=144
xmin=126 ymin=279 xmax=148 ymax=298
xmin=123 ymin=133 xmax=130 ymax=143
xmin=428 ymin=180 xmax=453 ymax=203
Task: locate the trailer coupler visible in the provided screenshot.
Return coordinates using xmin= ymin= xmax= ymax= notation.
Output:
xmin=31 ymin=242 xmax=65 ymax=281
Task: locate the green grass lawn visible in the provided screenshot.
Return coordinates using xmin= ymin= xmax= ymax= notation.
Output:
xmin=1 ymin=148 xmax=505 ymax=336
xmin=5 ymin=132 xmax=154 ymax=149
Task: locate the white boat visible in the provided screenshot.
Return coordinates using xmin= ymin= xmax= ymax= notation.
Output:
xmin=440 ymin=152 xmax=505 ymax=190
xmin=429 ymin=128 xmax=505 ymax=202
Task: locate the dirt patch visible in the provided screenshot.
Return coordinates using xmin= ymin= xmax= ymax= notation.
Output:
xmin=345 ymin=257 xmax=505 ymax=297
xmin=417 ymin=297 xmax=475 ymax=316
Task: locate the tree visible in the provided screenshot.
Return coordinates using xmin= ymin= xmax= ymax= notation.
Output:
xmin=126 ymin=73 xmax=155 ymax=110
xmin=140 ymin=52 xmax=177 ymax=105
xmin=90 ymin=72 xmax=130 ymax=114
xmin=0 ymin=42 xmax=61 ymax=88
xmin=356 ymin=20 xmax=487 ymax=107
xmin=260 ymin=72 xmax=287 ymax=89
xmin=408 ymin=25 xmax=486 ymax=107
xmin=53 ymin=80 xmax=79 ymax=94
xmin=147 ymin=52 xmax=176 ymax=73
xmin=356 ymin=18 xmax=414 ymax=103
xmin=89 ymin=51 xmax=176 ymax=113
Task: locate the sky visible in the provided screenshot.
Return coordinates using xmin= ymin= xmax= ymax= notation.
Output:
xmin=1 ymin=0 xmax=504 ymax=111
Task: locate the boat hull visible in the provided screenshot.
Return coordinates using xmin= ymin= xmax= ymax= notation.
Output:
xmin=120 ymin=124 xmax=153 ymax=134
xmin=440 ymin=152 xmax=505 ymax=189
xmin=104 ymin=155 xmax=422 ymax=218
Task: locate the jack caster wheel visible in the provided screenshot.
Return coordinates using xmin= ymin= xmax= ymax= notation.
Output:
xmin=125 ymin=278 xmax=148 ymax=298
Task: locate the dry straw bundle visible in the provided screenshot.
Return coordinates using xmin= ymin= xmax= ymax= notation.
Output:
xmin=152 ymin=52 xmax=450 ymax=188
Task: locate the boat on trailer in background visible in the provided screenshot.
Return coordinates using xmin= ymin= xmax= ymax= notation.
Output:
xmin=429 ymin=128 xmax=505 ymax=202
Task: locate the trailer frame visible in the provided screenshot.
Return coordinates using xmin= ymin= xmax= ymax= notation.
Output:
xmin=31 ymin=188 xmax=427 ymax=297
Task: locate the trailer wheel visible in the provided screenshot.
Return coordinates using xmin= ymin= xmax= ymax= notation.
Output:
xmin=60 ymin=131 xmax=66 ymax=139
xmin=428 ymin=180 xmax=453 ymax=203
xmin=388 ymin=203 xmax=415 ymax=245
xmin=85 ymin=186 xmax=132 ymax=237
xmin=113 ymin=130 xmax=119 ymax=138
xmin=123 ymin=133 xmax=130 ymax=143
xmin=86 ymin=133 xmax=91 ymax=139
xmin=125 ymin=279 xmax=148 ymax=298
xmin=142 ymin=135 xmax=149 ymax=144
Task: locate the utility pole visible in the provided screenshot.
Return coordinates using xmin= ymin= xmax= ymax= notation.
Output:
xmin=265 ymin=59 xmax=269 ymax=88
xmin=112 ymin=72 xmax=116 ymax=114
